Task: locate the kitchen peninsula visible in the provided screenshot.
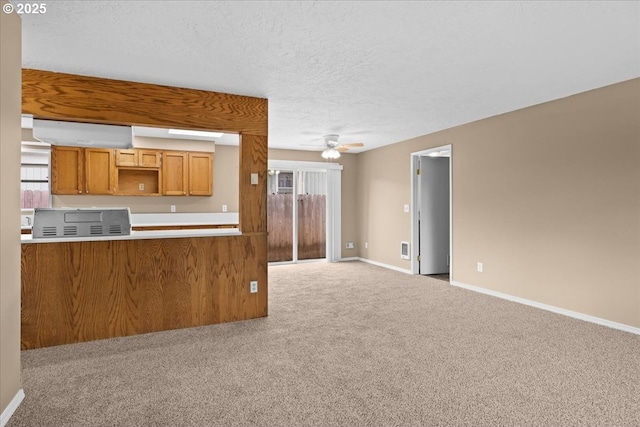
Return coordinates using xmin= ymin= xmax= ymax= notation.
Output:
xmin=20 ymin=69 xmax=268 ymax=350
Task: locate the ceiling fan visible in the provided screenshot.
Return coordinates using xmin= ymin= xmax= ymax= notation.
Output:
xmin=302 ymin=134 xmax=364 ymax=159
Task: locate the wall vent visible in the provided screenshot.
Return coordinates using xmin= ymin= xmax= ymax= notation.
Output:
xmin=401 ymin=241 xmax=410 ymax=260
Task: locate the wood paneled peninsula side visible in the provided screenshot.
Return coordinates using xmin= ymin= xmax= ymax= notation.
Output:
xmin=21 ymin=69 xmax=268 ymax=349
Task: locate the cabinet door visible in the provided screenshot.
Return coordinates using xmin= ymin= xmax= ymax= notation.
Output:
xmin=188 ymin=152 xmax=213 ymax=196
xmin=162 ymin=151 xmax=188 ymax=195
xmin=138 ymin=150 xmax=161 ymax=168
xmin=85 ymin=148 xmax=116 ymax=194
xmin=51 ymin=146 xmax=84 ymax=194
xmin=115 ymin=149 xmax=137 ymax=167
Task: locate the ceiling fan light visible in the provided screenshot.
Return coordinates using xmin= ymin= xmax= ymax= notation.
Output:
xmin=322 ymin=148 xmax=341 ymax=159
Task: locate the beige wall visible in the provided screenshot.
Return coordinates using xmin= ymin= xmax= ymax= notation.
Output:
xmin=1 ymin=2 xmax=23 ymax=413
xmin=358 ymin=79 xmax=640 ymax=328
xmin=52 ymin=141 xmax=239 ymax=214
xmin=268 ymin=149 xmax=359 ymax=258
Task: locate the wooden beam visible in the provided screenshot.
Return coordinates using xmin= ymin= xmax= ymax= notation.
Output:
xmin=22 ymin=69 xmax=268 ymax=136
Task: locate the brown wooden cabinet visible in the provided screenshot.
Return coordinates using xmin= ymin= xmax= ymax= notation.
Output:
xmin=51 ymin=146 xmax=84 ymax=194
xmin=116 ymin=149 xmax=161 ymax=168
xmin=115 ymin=149 xmax=137 ymax=167
xmin=84 ymin=148 xmax=116 ymax=194
xmin=115 ymin=149 xmax=162 ymax=196
xmin=188 ymin=152 xmax=213 ymax=196
xmin=51 ymin=146 xmax=212 ymax=197
xmin=52 ymin=146 xmax=116 ymax=195
xmin=162 ymin=151 xmax=188 ymax=195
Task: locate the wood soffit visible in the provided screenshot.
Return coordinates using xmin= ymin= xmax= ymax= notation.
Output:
xmin=21 ymin=68 xmax=268 ymax=137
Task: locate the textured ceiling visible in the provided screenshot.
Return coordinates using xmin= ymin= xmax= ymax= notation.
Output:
xmin=16 ymin=1 xmax=640 ymax=153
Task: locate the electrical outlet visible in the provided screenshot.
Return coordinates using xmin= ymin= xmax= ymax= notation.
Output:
xmin=250 ymin=173 xmax=259 ymax=185
xmin=477 ymin=262 xmax=483 ymax=273
xmin=250 ymin=281 xmax=258 ymax=293
xmin=170 ymin=205 xmax=176 ymax=213
xmin=222 ymin=204 xmax=228 ymax=212
xmin=346 ymin=241 xmax=354 ymax=249
xmin=138 ymin=183 xmax=145 ymax=191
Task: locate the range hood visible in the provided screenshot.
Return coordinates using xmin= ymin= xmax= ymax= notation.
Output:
xmin=33 ymin=119 xmax=133 ymax=149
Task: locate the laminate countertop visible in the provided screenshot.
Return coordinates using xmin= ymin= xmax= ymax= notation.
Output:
xmin=21 ymin=211 xmax=240 ymax=238
xmin=21 ymin=227 xmax=241 ymax=244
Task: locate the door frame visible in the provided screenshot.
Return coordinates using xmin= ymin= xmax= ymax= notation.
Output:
xmin=268 ymin=160 xmax=343 ymax=263
xmin=410 ymin=145 xmax=452 ymax=278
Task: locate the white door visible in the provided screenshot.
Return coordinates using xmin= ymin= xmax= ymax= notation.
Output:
xmin=418 ymin=157 xmax=450 ymax=274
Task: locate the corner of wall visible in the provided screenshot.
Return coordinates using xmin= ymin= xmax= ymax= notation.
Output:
xmin=0 ymin=0 xmax=24 ymax=418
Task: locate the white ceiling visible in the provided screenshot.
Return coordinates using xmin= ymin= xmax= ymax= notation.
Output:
xmin=16 ymin=1 xmax=640 ymax=153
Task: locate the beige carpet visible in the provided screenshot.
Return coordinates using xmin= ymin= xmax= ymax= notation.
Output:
xmin=8 ymin=261 xmax=640 ymax=426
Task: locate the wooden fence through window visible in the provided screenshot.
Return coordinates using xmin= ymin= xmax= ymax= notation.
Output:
xmin=267 ymin=194 xmax=326 ymax=262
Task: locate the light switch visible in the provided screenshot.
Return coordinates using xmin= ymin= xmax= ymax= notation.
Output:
xmin=404 ymin=204 xmax=410 ymax=213
xmin=251 ymin=173 xmax=259 ymax=185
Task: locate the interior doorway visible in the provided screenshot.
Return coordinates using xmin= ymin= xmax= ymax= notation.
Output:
xmin=410 ymin=145 xmax=452 ymax=279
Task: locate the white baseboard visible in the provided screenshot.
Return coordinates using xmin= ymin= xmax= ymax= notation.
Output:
xmin=338 ymin=257 xmax=359 ymax=262
xmin=1 ymin=389 xmax=24 ymax=427
xmin=451 ymin=280 xmax=640 ymax=336
xmin=357 ymin=257 xmax=412 ymax=274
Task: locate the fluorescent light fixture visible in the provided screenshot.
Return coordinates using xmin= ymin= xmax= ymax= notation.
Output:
xmin=321 ymin=148 xmax=341 ymax=159
xmin=168 ymin=129 xmax=223 ymax=138
xmin=428 ymin=151 xmax=441 ymax=157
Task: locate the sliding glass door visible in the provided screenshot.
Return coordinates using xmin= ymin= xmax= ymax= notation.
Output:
xmin=267 ymin=160 xmax=341 ymax=264
xmin=296 ymin=170 xmax=327 ymax=261
xmin=267 ymin=169 xmax=294 ymax=262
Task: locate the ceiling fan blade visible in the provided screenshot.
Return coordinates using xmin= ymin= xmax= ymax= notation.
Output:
xmin=340 ymin=142 xmax=364 ymax=148
xmin=337 ymin=146 xmax=350 ymax=152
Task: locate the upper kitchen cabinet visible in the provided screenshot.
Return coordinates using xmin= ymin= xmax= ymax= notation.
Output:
xmin=162 ymin=151 xmax=212 ymax=196
xmin=84 ymin=148 xmax=116 ymax=194
xmin=51 ymin=145 xmax=212 ymax=197
xmin=188 ymin=152 xmax=213 ymax=196
xmin=51 ymin=146 xmax=84 ymax=194
xmin=139 ymin=150 xmax=162 ymax=168
xmin=162 ymin=151 xmax=188 ymax=196
xmin=116 ymin=149 xmax=161 ymax=168
xmin=115 ymin=148 xmax=162 ymax=196
xmin=52 ymin=146 xmax=116 ymax=195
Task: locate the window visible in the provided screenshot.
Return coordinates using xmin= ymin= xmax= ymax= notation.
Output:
xmin=21 ymin=142 xmax=51 ymax=209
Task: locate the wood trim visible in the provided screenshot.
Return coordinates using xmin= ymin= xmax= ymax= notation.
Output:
xmin=22 ymin=69 xmax=268 ymax=136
